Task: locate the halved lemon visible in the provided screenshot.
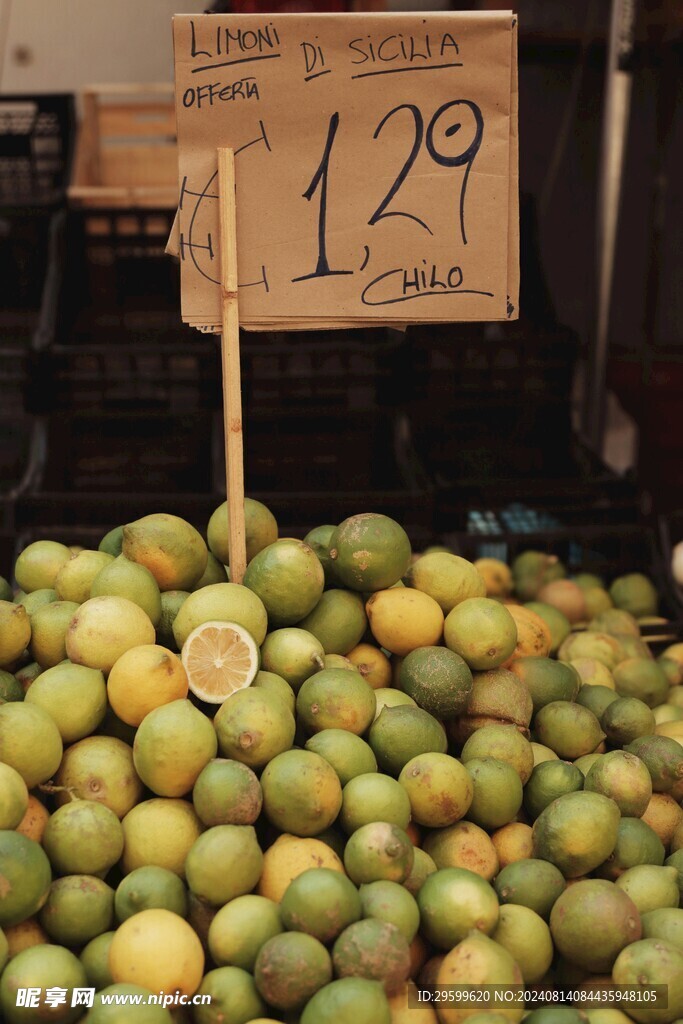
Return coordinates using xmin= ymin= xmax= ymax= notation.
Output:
xmin=181 ymin=620 xmax=259 ymax=703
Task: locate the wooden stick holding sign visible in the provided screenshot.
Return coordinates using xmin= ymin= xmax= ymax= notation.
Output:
xmin=217 ymin=147 xmax=247 ymax=585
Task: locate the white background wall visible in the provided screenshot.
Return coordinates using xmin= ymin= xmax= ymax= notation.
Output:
xmin=0 ymin=0 xmax=207 ymax=92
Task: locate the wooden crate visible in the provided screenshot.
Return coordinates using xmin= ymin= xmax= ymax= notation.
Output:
xmin=69 ymin=84 xmax=178 ymax=210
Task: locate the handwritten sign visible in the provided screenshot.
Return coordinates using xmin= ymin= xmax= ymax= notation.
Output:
xmin=172 ymin=12 xmax=518 ymax=330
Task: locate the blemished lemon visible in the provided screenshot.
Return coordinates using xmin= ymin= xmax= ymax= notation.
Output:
xmin=107 ymin=644 xmax=188 ymax=726
xmin=54 ymin=735 xmax=143 ymax=819
xmin=172 ymin=582 xmax=268 ymax=648
xmin=365 ymin=588 xmax=444 ymax=656
xmin=3 ymin=917 xmax=49 ymax=958
xmin=121 ymin=798 xmax=203 ymax=877
xmin=181 ymin=621 xmax=259 ymax=703
xmin=66 ymin=596 xmax=156 ymax=674
xmin=346 ymin=642 xmax=392 ymax=688
xmin=109 ymin=908 xmax=204 ymax=996
xmin=122 ymin=513 xmax=208 ymax=592
xmin=15 ymin=795 xmax=50 ymax=843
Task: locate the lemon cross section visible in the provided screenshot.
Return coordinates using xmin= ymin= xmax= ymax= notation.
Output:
xmin=182 ymin=621 xmax=260 ymax=704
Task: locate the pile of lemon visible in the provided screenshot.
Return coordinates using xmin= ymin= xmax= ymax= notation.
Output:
xmin=1 ymin=503 xmax=683 ymax=1024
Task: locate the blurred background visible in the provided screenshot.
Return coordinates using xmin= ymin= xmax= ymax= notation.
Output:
xmin=0 ymin=0 xmax=682 ymax=598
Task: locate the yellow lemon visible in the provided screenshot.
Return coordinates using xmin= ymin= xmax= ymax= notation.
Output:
xmin=107 ymin=644 xmax=188 ymax=726
xmin=346 ymin=642 xmax=392 ymax=689
xmin=0 ymin=602 xmax=30 ymax=669
xmin=365 ymin=589 xmax=444 ymax=657
xmin=109 ymin=908 xmax=204 ymax=996
xmin=258 ymin=834 xmax=345 ymax=902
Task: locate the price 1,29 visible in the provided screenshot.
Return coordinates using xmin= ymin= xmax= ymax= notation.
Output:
xmin=293 ymin=98 xmax=484 ymax=285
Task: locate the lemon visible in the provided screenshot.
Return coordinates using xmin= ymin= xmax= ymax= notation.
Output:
xmin=98 ymin=525 xmax=124 ymax=557
xmin=107 ymin=644 xmax=188 ymax=726
xmin=186 ymin=824 xmax=263 ymax=906
xmin=133 ymin=698 xmax=217 ymax=797
xmin=261 ymin=749 xmax=342 ymax=837
xmin=340 ymin=773 xmax=411 ymax=834
xmin=0 ymin=601 xmax=30 ymax=668
xmin=16 ymin=795 xmax=50 ymax=843
xmin=66 ymin=596 xmax=156 ymax=674
xmin=423 ymin=820 xmax=499 ymax=881
xmin=181 ymin=620 xmax=259 ymax=703
xmin=252 ymin=670 xmax=296 ymax=715
xmin=299 ymin=589 xmax=367 ymax=655
xmin=641 ymin=793 xmax=683 ymax=847
xmin=172 ymin=581 xmax=268 ymax=648
xmin=492 ymin=904 xmax=553 ymax=983
xmin=366 ymin=588 xmax=444 ymax=656
xmin=207 ymin=497 xmax=278 ymax=565
xmin=506 ymin=604 xmax=552 ymax=660
xmin=4 ymin=918 xmax=49 ymax=959
xmin=475 ymin=557 xmax=513 ymax=598
xmin=25 ymin=661 xmax=107 ymax=742
xmin=244 ymin=539 xmax=325 ymax=626
xmin=157 ymin=589 xmax=190 ymax=650
xmin=90 ymin=554 xmax=162 ymax=626
xmin=29 ymin=600 xmax=79 ymax=668
xmin=260 ymin=627 xmax=325 ymax=690
xmin=109 ymin=908 xmax=204 ymax=996
xmin=444 ymin=598 xmax=517 ymax=671
xmin=121 ymin=798 xmax=203 ymax=877
xmin=214 ymin=687 xmax=295 ymax=769
xmin=347 ymin=642 xmax=392 ymax=688
xmin=192 ymin=552 xmax=228 ymax=589
xmin=404 ymin=552 xmax=485 ymax=614
xmin=0 ymin=763 xmax=29 ymax=830
xmin=417 ymin=867 xmax=499 ymax=949
xmin=305 ymin=729 xmax=378 ymax=785
xmin=0 ymin=702 xmax=62 ymax=788
xmin=54 ymin=549 xmax=114 ymax=604
xmin=491 ymin=822 xmax=534 ymax=868
xmin=399 ymin=752 xmax=473 ymax=828
xmin=123 ymin=513 xmax=208 ymax=591
xmin=16 ymin=588 xmax=57 ymax=617
xmin=209 ymin=894 xmax=283 ymax=970
xmin=14 ymin=540 xmax=71 ymax=592
xmin=257 ymin=834 xmax=345 ymax=903
xmin=55 ymin=735 xmax=142 ymax=819
xmin=329 ymin=514 xmax=411 ymax=593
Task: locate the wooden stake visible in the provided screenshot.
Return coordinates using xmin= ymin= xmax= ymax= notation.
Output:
xmin=217 ymin=148 xmax=247 ymax=584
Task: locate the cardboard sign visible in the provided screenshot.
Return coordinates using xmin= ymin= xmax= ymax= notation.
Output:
xmin=172 ymin=12 xmax=518 ymax=330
